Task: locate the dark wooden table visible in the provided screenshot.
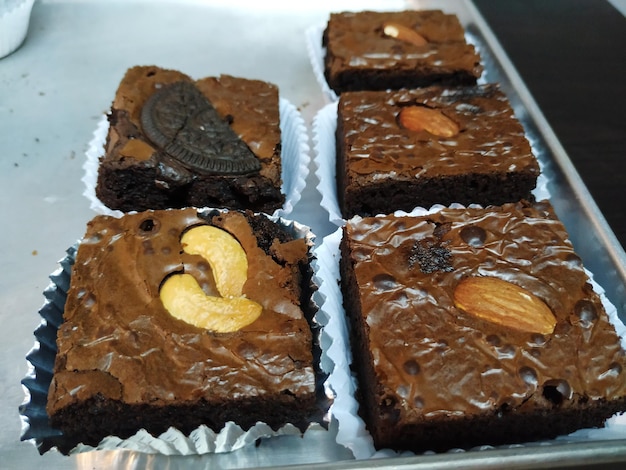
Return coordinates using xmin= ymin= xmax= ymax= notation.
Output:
xmin=473 ymin=0 xmax=626 ymax=251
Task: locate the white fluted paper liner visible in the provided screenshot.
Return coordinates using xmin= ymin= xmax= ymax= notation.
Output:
xmin=0 ymin=0 xmax=34 ymax=59
xmin=20 ymin=212 xmax=330 ymax=455
xmin=312 ymin=101 xmax=551 ymax=227
xmin=277 ymin=98 xmax=311 ymax=217
xmin=313 ymin=206 xmax=626 ymax=460
xmin=305 ymin=22 xmax=338 ymax=104
xmin=82 ymin=116 xmax=113 ymax=211
xmin=69 ymin=423 xmax=315 ymax=455
xmin=312 ymin=101 xmax=341 ymax=226
xmin=83 ymin=97 xmax=309 ymax=219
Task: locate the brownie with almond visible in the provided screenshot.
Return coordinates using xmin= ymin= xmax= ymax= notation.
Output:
xmin=323 ymin=10 xmax=482 ymax=94
xmin=335 ymin=84 xmax=540 ymax=218
xmin=340 ymin=200 xmax=626 ymax=452
xmin=96 ymin=66 xmax=284 ymax=213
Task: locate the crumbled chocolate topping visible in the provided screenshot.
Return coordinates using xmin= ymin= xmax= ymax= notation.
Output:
xmin=409 ymin=238 xmax=453 ymax=273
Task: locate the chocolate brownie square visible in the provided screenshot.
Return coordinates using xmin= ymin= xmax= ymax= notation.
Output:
xmin=47 ymin=208 xmax=316 ymax=452
xmin=323 ymin=10 xmax=482 ymax=94
xmin=95 ymin=66 xmax=284 ymax=213
xmin=336 ymin=84 xmax=540 ymax=218
xmin=340 ymin=200 xmax=626 ymax=452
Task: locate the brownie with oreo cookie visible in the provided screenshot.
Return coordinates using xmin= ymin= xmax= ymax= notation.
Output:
xmin=95 ymin=66 xmax=284 ymax=213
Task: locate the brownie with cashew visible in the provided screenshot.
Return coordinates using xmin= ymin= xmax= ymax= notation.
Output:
xmin=47 ymin=208 xmax=316 ymax=453
xmin=323 ymin=10 xmax=483 ymax=94
xmin=335 ymin=84 xmax=540 ymax=218
xmin=96 ymin=65 xmax=284 ymax=213
xmin=339 ymin=200 xmax=626 ymax=452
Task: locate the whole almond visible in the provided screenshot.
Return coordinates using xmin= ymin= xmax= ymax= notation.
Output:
xmin=382 ymin=22 xmax=428 ymax=47
xmin=398 ymin=106 xmax=460 ymax=137
xmin=453 ymin=276 xmax=556 ymax=335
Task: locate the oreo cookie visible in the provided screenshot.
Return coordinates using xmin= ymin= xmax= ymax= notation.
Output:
xmin=141 ymin=81 xmax=261 ymax=175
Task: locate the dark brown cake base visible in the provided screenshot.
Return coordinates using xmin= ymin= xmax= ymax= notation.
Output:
xmin=50 ymin=393 xmax=314 ymax=454
xmin=96 ymin=144 xmax=283 ymax=213
xmin=324 ymin=67 xmax=480 ymax=95
xmin=336 ymin=157 xmax=538 ymax=218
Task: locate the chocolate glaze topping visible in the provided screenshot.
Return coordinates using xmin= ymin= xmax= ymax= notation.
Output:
xmin=47 ymin=209 xmax=315 ymax=414
xmin=344 ymin=201 xmax=626 ymax=420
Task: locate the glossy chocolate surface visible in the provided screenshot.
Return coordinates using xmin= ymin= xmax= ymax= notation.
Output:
xmin=324 ymin=10 xmax=482 ymax=91
xmin=338 ymin=84 xmax=540 ymax=183
xmin=47 ymin=209 xmax=315 ymax=414
xmin=343 ymin=201 xmax=626 ymax=420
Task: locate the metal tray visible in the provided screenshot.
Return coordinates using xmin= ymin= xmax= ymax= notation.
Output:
xmin=4 ymin=0 xmax=626 ymax=468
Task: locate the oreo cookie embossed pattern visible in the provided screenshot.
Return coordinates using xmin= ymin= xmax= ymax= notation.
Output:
xmin=141 ymin=81 xmax=261 ymax=175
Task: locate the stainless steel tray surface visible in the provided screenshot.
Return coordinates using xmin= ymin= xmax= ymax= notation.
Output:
xmin=2 ymin=0 xmax=626 ymax=468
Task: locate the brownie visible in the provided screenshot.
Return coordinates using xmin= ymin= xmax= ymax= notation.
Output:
xmin=323 ymin=10 xmax=482 ymax=94
xmin=95 ymin=66 xmax=285 ymax=213
xmin=47 ymin=208 xmax=316 ymax=452
xmin=336 ymin=84 xmax=540 ymax=218
xmin=340 ymin=200 xmax=626 ymax=452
